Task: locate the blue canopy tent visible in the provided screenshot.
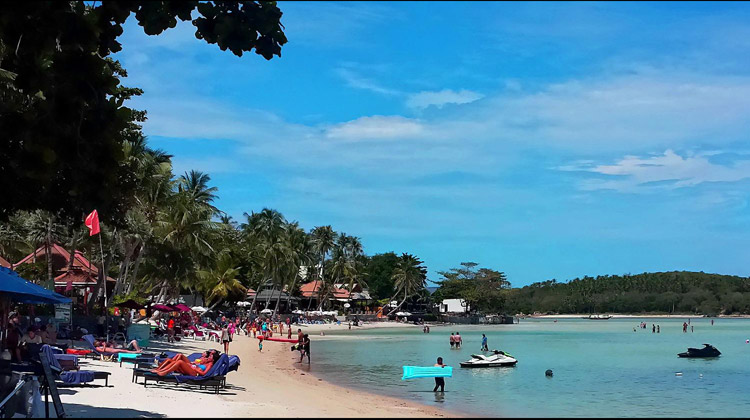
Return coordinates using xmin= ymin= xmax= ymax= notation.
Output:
xmin=1 ymin=266 xmax=71 ymax=351
xmin=0 ymin=266 xmax=71 ymax=305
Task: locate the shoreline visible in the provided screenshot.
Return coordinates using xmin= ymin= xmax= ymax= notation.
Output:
xmin=50 ymin=321 xmax=467 ymax=418
xmin=274 ymin=322 xmax=469 ymax=418
xmin=523 ymin=313 xmax=735 ymax=319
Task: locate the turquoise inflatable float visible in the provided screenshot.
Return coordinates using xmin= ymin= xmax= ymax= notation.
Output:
xmin=401 ymin=366 xmax=453 ymax=380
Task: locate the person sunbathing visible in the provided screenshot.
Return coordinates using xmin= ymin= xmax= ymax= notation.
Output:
xmin=94 ymin=339 xmax=142 ymax=353
xmin=151 ymin=350 xmax=219 ymax=377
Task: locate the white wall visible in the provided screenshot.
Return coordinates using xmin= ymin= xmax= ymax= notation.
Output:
xmin=439 ymin=299 xmax=468 ymax=313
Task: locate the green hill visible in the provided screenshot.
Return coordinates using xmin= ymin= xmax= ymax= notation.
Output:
xmin=504 ymin=271 xmax=750 ymax=316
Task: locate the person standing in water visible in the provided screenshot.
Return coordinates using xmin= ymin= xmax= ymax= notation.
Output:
xmin=449 ymin=333 xmax=455 ymax=349
xmin=657 ymin=325 xmax=660 ymax=333
xmin=455 ymin=332 xmax=462 ymax=349
xmin=433 ymin=357 xmax=447 ymax=392
xmin=481 ymin=334 xmax=489 ymax=351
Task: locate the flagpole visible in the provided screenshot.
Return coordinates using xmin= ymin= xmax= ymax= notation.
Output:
xmin=98 ymin=233 xmax=108 ymax=344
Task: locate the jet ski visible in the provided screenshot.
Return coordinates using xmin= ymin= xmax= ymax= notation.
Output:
xmin=678 ymin=344 xmax=721 ymax=358
xmin=460 ymin=349 xmax=518 ymax=368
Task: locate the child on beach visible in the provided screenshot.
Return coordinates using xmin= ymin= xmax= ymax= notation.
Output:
xmin=258 ymin=335 xmax=264 ymax=352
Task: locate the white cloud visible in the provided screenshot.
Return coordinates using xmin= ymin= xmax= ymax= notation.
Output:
xmin=335 ymin=68 xmax=402 ymax=96
xmin=406 ymin=89 xmax=484 ymax=109
xmin=561 ymin=150 xmax=750 ymax=192
xmin=325 ymin=116 xmax=424 ymax=140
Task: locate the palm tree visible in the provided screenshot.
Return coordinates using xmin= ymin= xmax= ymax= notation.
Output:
xmin=242 ymin=209 xmax=288 ymax=312
xmin=270 ymin=222 xmax=311 ymax=318
xmin=387 ymin=253 xmax=427 ymax=316
xmin=308 ymin=225 xmax=337 ymax=310
xmin=198 ymin=252 xmax=246 ymax=312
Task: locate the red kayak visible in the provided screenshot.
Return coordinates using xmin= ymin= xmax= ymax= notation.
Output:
xmin=257 ymin=336 xmax=298 ymax=343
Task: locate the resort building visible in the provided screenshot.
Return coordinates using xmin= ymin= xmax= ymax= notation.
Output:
xmin=438 ymin=298 xmax=470 ymax=314
xmin=11 ymin=242 xmax=115 ymax=307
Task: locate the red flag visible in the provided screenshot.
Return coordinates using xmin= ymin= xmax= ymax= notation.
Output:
xmin=85 ymin=210 xmax=100 ymax=236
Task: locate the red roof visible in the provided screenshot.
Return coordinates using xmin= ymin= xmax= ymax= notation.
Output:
xmin=299 ymin=281 xmax=351 ymax=299
xmin=54 ymin=268 xmax=99 ymax=287
xmin=246 ymin=288 xmax=256 ymax=296
xmin=13 ymin=242 xmax=115 ymax=282
xmin=0 ymin=256 xmax=10 ymax=268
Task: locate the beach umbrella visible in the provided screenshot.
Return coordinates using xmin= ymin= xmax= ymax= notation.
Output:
xmin=151 ymin=303 xmax=175 ymax=312
xmin=236 ymin=301 xmax=251 ymax=307
xmin=260 ymin=308 xmax=273 ymax=314
xmin=117 ymin=299 xmax=144 ymax=310
xmin=0 ymin=266 xmax=71 ymax=305
xmin=191 ymin=306 xmax=207 ymax=313
xmin=173 ymin=303 xmax=192 ymax=312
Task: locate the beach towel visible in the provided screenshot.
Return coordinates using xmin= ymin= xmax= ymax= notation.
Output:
xmin=227 ymin=355 xmax=241 ymax=373
xmin=66 ymin=349 xmax=91 ymax=356
xmin=401 ymin=366 xmax=453 ymax=380
xmin=41 ymin=345 xmax=96 ymax=385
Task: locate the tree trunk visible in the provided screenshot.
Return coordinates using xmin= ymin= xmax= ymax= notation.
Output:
xmin=386 ymin=289 xmax=409 ymax=317
xmin=272 ymin=274 xmax=295 ymax=319
xmin=306 ymin=259 xmax=323 ymax=311
xmin=264 ymin=284 xmax=276 ymax=309
xmin=67 ymin=229 xmax=78 ymax=270
xmin=248 ymin=281 xmax=260 ymax=314
xmin=125 ymin=242 xmax=144 ymax=295
xmin=45 ymin=217 xmax=53 ymax=287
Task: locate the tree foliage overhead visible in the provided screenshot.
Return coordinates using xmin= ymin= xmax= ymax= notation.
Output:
xmin=0 ymin=1 xmax=286 ymax=221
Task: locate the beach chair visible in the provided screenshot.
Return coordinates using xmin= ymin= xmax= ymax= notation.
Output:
xmin=133 ymin=353 xmax=202 ymax=384
xmin=141 ymin=354 xmax=232 ymax=394
xmin=81 ymin=334 xmax=141 ymax=362
xmin=40 ymin=345 xmax=111 ymax=386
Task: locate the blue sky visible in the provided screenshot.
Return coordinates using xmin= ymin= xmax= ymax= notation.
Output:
xmin=114 ymin=1 xmax=750 ymax=286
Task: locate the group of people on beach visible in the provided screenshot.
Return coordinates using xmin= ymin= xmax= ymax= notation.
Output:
xmin=449 ymin=332 xmax=463 ymax=348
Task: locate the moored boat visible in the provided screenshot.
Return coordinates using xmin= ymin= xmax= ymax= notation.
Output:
xmin=460 ymin=350 xmax=518 ymax=368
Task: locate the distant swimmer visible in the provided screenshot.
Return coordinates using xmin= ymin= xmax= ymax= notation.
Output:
xmin=545 ymin=369 xmax=553 ymax=377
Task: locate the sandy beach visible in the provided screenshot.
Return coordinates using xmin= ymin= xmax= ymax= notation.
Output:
xmin=50 ymin=322 xmax=462 ymax=418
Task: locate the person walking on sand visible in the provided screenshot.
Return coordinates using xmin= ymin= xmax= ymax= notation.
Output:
xmin=433 ymin=357 xmax=447 ymax=392
xmin=221 ymin=325 xmax=231 ymax=354
xmin=287 ymin=325 xmax=292 ymax=339
xmin=258 ymin=334 xmax=264 ymax=352
xmin=481 ymin=334 xmax=489 ymax=351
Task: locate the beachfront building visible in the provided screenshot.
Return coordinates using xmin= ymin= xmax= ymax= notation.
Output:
xmin=438 ymin=298 xmax=470 ymax=314
xmin=11 ymin=242 xmax=116 ymax=310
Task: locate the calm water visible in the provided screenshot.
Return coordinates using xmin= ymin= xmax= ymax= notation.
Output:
xmin=308 ymin=318 xmax=750 ymax=417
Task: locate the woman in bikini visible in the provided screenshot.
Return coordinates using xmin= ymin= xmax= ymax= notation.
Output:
xmin=151 ymin=350 xmax=219 ymax=377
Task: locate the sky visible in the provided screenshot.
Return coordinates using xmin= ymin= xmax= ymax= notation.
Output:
xmin=113 ymin=1 xmax=750 ymax=287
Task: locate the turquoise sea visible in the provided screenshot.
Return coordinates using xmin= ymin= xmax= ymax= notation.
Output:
xmin=309 ymin=318 xmax=750 ymax=417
